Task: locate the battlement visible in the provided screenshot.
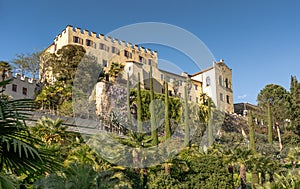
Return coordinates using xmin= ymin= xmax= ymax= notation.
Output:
xmin=13 ymin=73 xmax=37 ymax=84
xmin=54 ymin=25 xmax=158 ymax=57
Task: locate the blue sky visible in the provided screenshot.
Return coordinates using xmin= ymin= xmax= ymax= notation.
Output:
xmin=1 ymin=0 xmax=299 ymax=104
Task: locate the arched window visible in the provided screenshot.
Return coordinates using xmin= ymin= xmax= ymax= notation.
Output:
xmin=225 ymin=78 xmax=229 ymax=88
xmin=206 ymin=76 xmax=211 ymax=86
xmin=219 ymin=75 xmax=223 ymax=86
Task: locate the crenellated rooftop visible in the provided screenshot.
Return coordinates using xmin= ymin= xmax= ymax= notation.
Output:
xmin=54 ymin=25 xmax=158 ymax=57
xmin=13 ymin=73 xmax=37 ymax=84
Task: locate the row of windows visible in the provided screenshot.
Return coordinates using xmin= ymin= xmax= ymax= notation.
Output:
xmin=219 ymin=76 xmax=231 ymax=89
xmin=159 ymin=75 xmax=199 ymax=91
xmin=161 ymin=75 xmax=184 ymax=86
xmin=11 ymin=84 xmax=28 ymax=95
xmin=74 ymin=37 xmax=155 ymax=66
xmin=175 ymin=92 xmax=199 ymax=103
xmin=220 ymin=93 xmax=230 ymax=104
xmin=205 ymin=76 xmax=231 ymax=89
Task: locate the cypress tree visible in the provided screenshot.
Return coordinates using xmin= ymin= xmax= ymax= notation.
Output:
xmin=208 ymin=97 xmax=213 ymax=147
xmin=267 ymin=102 xmax=273 ymax=144
xmin=137 ymin=73 xmax=142 ymax=133
xmin=249 ymin=110 xmax=258 ymax=187
xmin=127 ymin=73 xmax=132 ymax=130
xmin=248 ymin=110 xmax=256 ymax=152
xmin=184 ymin=84 xmax=190 ymax=147
xmin=290 ymin=76 xmax=300 ymax=129
xmin=165 ymin=75 xmax=171 ymax=140
xmin=150 ymin=67 xmax=158 ymax=145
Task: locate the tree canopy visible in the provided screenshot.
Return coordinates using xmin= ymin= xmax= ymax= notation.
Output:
xmin=257 ymin=84 xmax=289 ymax=123
xmin=12 ymin=52 xmax=41 ymax=79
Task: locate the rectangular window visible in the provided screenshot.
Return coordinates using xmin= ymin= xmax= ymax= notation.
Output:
xmin=124 ymin=50 xmax=129 ymax=57
xmin=178 ymin=93 xmax=181 ymax=97
xmin=167 ymin=76 xmax=170 ymax=83
xmin=112 ymin=46 xmax=120 ymax=54
xmin=161 ymin=74 xmax=164 ymax=81
xmin=179 ymin=80 xmax=182 ymax=86
xmin=73 ymin=36 xmax=83 ymax=44
xmin=100 ymin=43 xmax=105 ymax=50
xmin=22 ymin=87 xmax=27 ymax=95
xmin=139 ymin=56 xmax=143 ymax=63
xmin=148 ymin=59 xmax=152 ymax=65
xmin=194 ymin=84 xmax=198 ymax=90
xmin=220 ymin=93 xmax=224 ymax=101
xmin=12 ymin=84 xmax=17 ymax=92
xmin=124 ymin=50 xmax=132 ymax=58
xmin=196 ymin=97 xmax=199 ymax=103
xmin=226 ymin=95 xmax=230 ymax=104
xmin=102 ymin=60 xmax=108 ymax=67
xmin=86 ymin=39 xmax=93 ymax=47
xmin=73 ymin=36 xmax=79 ymax=43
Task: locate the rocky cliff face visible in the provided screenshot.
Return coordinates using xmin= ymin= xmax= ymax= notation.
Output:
xmin=95 ymin=82 xmax=128 ymax=126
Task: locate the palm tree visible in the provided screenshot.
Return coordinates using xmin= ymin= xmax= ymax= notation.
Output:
xmin=31 ymin=116 xmax=67 ymax=145
xmin=0 ymin=61 xmax=11 ymax=80
xmin=108 ymin=62 xmax=124 ymax=82
xmin=214 ymin=146 xmax=252 ymax=189
xmin=0 ymin=172 xmax=18 ymax=189
xmin=34 ymin=163 xmax=97 ymax=189
xmin=286 ymin=147 xmax=300 ymax=170
xmin=0 ymin=80 xmax=60 ymax=182
xmin=0 ymin=61 xmax=11 ymax=95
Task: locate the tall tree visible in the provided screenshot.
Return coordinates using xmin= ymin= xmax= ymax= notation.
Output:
xmin=12 ymin=52 xmax=41 ymax=79
xmin=164 ymin=74 xmax=171 ymax=140
xmin=289 ymin=76 xmax=300 ymax=130
xmin=248 ymin=110 xmax=256 ymax=153
xmin=184 ymin=84 xmax=190 ymax=147
xmin=53 ymin=45 xmax=86 ymax=85
xmin=248 ymin=110 xmax=258 ymax=187
xmin=257 ymin=84 xmax=288 ymax=141
xmin=137 ymin=73 xmax=142 ymax=133
xmin=150 ymin=67 xmax=158 ymax=146
xmin=208 ymin=97 xmax=214 ymax=147
xmin=127 ymin=73 xmax=132 ymax=130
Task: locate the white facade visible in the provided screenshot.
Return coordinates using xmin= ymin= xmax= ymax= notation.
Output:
xmin=191 ymin=61 xmax=234 ymax=113
xmin=2 ymin=73 xmax=39 ymax=100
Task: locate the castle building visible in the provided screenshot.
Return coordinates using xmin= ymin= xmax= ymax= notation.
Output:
xmin=44 ymin=25 xmax=234 ymax=113
xmin=1 ymin=72 xmax=40 ymax=100
xmin=190 ymin=61 xmax=234 ymax=113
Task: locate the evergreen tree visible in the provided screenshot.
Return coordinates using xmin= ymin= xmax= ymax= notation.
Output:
xmin=164 ymin=75 xmax=171 ymax=140
xmin=289 ymin=76 xmax=300 ymax=130
xmin=137 ymin=73 xmax=142 ymax=133
xmin=208 ymin=97 xmax=214 ymax=147
xmin=150 ymin=67 xmax=158 ymax=145
xmin=184 ymin=84 xmax=190 ymax=147
xmin=248 ymin=111 xmax=256 ymax=153
xmin=248 ymin=110 xmax=258 ymax=187
xmin=127 ymin=73 xmax=132 ymax=130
